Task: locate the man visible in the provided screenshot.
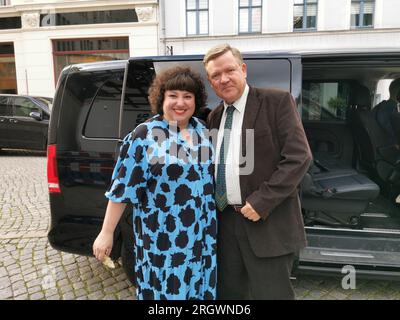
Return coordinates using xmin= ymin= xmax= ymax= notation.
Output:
xmin=374 ymin=78 xmax=400 ymax=146
xmin=204 ymin=44 xmax=312 ymax=300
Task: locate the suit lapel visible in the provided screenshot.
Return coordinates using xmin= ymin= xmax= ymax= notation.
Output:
xmin=242 ymin=87 xmax=261 ymax=155
xmin=210 ymin=103 xmax=224 ymax=129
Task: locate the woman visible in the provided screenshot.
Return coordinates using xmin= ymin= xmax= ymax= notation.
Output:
xmin=93 ymin=67 xmax=217 ymax=300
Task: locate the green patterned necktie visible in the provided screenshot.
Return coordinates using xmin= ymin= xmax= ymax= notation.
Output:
xmin=215 ymin=105 xmax=235 ymax=211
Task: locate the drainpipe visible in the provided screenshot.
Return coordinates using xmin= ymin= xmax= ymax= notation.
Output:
xmin=25 ymin=69 xmax=29 ymax=95
xmin=159 ymin=0 xmax=167 ymax=55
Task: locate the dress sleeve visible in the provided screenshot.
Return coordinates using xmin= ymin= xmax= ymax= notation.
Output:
xmin=105 ymin=129 xmax=149 ymax=205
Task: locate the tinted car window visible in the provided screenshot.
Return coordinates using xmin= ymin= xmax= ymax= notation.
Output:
xmin=14 ymin=97 xmax=40 ymax=117
xmin=246 ymin=59 xmax=291 ymax=92
xmin=0 ymin=96 xmax=11 ymax=116
xmin=152 ymin=58 xmax=292 ymax=109
xmin=58 ymin=68 xmax=124 ymax=149
xmin=84 ymin=78 xmax=122 ymax=138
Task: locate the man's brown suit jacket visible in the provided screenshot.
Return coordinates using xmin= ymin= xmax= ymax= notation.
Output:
xmin=208 ymin=87 xmax=313 ymax=257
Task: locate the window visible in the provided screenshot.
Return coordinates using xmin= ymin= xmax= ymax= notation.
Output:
xmin=0 ymin=17 xmax=21 ymax=30
xmin=0 ymin=0 xmax=11 ymax=6
xmin=351 ymin=0 xmax=374 ymax=28
xmin=239 ymin=0 xmax=262 ymax=34
xmin=0 ymin=43 xmax=17 ymax=94
xmin=52 ymin=38 xmax=129 ymax=84
xmin=293 ymin=0 xmax=317 ymax=30
xmin=186 ymin=0 xmax=209 ymax=35
xmin=84 ymin=78 xmax=123 ymax=138
xmin=14 ymin=98 xmax=40 ymax=117
xmin=40 ymin=9 xmax=138 ymax=27
xmin=84 ymin=61 xmax=154 ymax=139
xmin=0 ymin=96 xmax=11 ymax=116
xmin=302 ymin=81 xmax=354 ymax=121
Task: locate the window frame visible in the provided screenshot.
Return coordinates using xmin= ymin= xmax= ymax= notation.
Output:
xmin=293 ymin=0 xmax=318 ymax=32
xmin=0 ymin=42 xmax=17 ymax=94
xmin=351 ymin=0 xmax=375 ymax=29
xmin=39 ymin=9 xmax=138 ymax=27
xmin=238 ymin=0 xmax=263 ymax=34
xmin=52 ymin=37 xmax=129 ymax=87
xmin=301 ymin=79 xmax=355 ymax=123
xmin=186 ymin=0 xmax=209 ymax=36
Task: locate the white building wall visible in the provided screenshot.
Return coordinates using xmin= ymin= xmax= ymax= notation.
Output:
xmin=164 ymin=0 xmax=184 ymax=38
xmin=210 ymin=0 xmax=236 ymax=36
xmin=264 ymin=0 xmax=292 ymax=33
xmin=164 ymin=0 xmax=400 ymax=56
xmin=319 ymin=0 xmax=350 ymax=31
xmin=165 ymin=28 xmax=400 ymax=55
xmin=3 ymin=0 xmax=400 ymax=97
xmin=11 ymin=24 xmax=159 ymax=96
xmin=0 ymin=0 xmax=159 ymax=97
xmin=379 ymin=0 xmax=400 ymax=29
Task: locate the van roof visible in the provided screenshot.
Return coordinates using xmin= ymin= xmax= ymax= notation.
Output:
xmin=66 ymin=49 xmax=400 ymax=72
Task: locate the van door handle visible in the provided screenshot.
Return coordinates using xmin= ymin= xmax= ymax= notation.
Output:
xmin=0 ymin=118 xmax=5 ymax=123
xmin=10 ymin=119 xmax=18 ymax=124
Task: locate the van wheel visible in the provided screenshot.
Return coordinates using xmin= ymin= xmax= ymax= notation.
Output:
xmin=121 ymin=241 xmax=136 ymax=286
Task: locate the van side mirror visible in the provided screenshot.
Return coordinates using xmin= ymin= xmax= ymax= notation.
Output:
xmin=30 ymin=111 xmax=42 ymax=121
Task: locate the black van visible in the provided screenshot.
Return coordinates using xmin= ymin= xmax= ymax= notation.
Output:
xmin=47 ymin=52 xmax=400 ymax=283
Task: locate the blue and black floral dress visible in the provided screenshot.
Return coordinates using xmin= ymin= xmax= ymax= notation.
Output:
xmin=105 ymin=115 xmax=217 ymax=300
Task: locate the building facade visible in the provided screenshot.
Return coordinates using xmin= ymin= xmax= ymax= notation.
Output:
xmin=0 ymin=0 xmax=159 ymax=97
xmin=1 ymin=0 xmax=400 ymax=97
xmin=164 ymin=0 xmax=400 ymax=55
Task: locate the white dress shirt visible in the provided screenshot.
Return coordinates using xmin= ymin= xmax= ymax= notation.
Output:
xmin=215 ymin=84 xmax=249 ymax=205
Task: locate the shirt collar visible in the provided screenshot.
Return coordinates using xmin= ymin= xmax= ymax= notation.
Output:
xmin=223 ymin=84 xmax=249 ymax=114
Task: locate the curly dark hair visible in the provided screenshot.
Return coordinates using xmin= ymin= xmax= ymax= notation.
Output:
xmin=148 ymin=66 xmax=207 ymax=116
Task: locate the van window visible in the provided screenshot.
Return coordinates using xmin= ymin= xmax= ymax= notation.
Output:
xmin=59 ymin=68 xmax=123 ymax=148
xmin=302 ymin=80 xmax=351 ymax=121
xmin=118 ymin=58 xmax=292 ymax=138
xmin=152 ymin=58 xmax=292 ymax=110
xmin=246 ymin=59 xmax=291 ymax=92
xmin=84 ymin=78 xmax=122 ymax=138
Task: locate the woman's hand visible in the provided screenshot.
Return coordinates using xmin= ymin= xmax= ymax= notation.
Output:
xmin=93 ymin=230 xmax=114 ymax=262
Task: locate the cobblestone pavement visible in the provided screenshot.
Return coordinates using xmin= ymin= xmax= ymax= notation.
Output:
xmin=0 ymin=149 xmax=399 ymax=300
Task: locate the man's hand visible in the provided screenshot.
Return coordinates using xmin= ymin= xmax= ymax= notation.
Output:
xmin=240 ymin=202 xmax=261 ymax=222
